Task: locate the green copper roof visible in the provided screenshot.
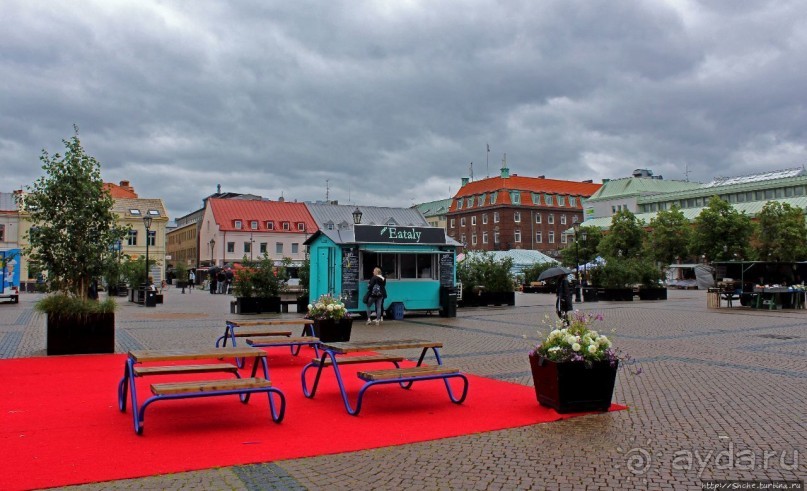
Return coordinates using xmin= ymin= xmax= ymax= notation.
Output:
xmin=587 ymin=178 xmax=701 ymax=201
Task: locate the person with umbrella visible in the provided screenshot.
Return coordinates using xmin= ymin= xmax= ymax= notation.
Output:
xmin=538 ymin=267 xmax=574 ymax=325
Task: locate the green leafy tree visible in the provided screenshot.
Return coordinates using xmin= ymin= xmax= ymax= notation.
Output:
xmin=120 ymin=255 xmax=157 ymax=288
xmin=457 ymin=251 xmax=515 ymax=293
xmin=560 ymin=225 xmax=603 ymax=267
xmin=690 ymin=196 xmax=754 ymax=262
xmin=645 ymin=205 xmax=691 ymax=265
xmin=521 ymin=262 xmax=555 ymax=284
xmin=755 ymin=201 xmax=807 ymax=262
xmin=18 ymin=128 xmax=128 ymax=301
xmin=598 ymin=210 xmax=646 ymax=260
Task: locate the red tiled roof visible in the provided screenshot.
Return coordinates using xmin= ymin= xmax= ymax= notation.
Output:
xmin=104 ymin=182 xmax=138 ymax=198
xmin=449 ymin=176 xmax=601 ymax=211
xmin=209 ymin=198 xmax=318 ymax=233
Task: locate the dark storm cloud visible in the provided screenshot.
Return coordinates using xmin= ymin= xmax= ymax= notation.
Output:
xmin=2 ymin=0 xmax=806 ymax=220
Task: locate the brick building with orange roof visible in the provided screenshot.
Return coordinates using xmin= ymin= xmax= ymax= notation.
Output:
xmin=447 ymin=165 xmax=601 ymax=258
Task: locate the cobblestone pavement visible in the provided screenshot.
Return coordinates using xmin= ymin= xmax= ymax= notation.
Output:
xmin=1 ymin=287 xmax=805 ymax=490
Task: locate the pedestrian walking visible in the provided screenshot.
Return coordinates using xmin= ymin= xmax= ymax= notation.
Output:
xmin=217 ymin=270 xmax=227 ymax=294
xmin=188 ymin=270 xmax=195 ymax=292
xmin=556 ymin=274 xmax=573 ymax=325
xmin=364 ymin=267 xmax=387 ymax=325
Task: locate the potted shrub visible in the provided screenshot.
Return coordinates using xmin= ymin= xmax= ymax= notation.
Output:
xmin=589 ymin=258 xmax=637 ymax=301
xmin=528 ymin=311 xmax=638 ymax=413
xmin=231 ymin=254 xmax=288 ymax=314
xmin=456 ymin=251 xmax=516 ymax=307
xmin=173 ymin=261 xmax=189 ymax=292
xmin=305 ymin=293 xmax=353 ymax=342
xmin=636 ymin=260 xmax=667 ymax=300
xmin=18 ymin=128 xmax=128 ymax=355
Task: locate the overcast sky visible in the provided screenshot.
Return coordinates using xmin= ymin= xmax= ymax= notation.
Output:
xmin=3 ymin=0 xmax=807 ymax=221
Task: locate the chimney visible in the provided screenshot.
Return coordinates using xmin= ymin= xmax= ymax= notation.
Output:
xmin=582 ymin=179 xmax=593 ymax=183
xmin=537 ymin=175 xmax=545 ymax=179
xmin=119 ymin=180 xmax=136 ymax=194
xmin=461 ymin=177 xmax=469 ymax=187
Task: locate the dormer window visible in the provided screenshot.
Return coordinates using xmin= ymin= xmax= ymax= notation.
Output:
xmin=129 ymin=209 xmax=141 ymax=216
xmin=234 ymin=220 xmax=242 ymax=229
xmin=250 ymin=220 xmax=258 ymax=230
xmin=282 ymin=221 xmax=290 ymax=231
xmin=147 ymin=209 xmax=160 ymax=216
xmin=266 ymin=221 xmax=274 ymax=230
xmin=297 ymin=222 xmax=305 ymax=231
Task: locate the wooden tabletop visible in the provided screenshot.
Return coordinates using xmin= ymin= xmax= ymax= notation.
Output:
xmin=227 ymin=319 xmax=313 ymax=327
xmin=128 ymin=347 xmax=267 ymax=363
xmin=320 ymin=339 xmax=443 ymax=354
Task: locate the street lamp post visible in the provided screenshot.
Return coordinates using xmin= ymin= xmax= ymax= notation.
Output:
xmin=143 ymin=216 xmax=152 ymax=306
xmin=249 ymin=233 xmax=254 ymax=261
xmin=573 ymin=223 xmax=581 ymax=302
xmin=209 ymin=239 xmax=215 ymax=266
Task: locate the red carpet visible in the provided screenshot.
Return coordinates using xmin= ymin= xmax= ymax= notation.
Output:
xmin=0 ymin=350 xmax=626 ymax=490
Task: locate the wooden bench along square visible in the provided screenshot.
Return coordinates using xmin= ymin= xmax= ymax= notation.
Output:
xmin=118 ymin=347 xmax=285 ymax=434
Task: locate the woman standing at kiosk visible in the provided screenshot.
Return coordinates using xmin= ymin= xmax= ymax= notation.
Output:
xmin=365 ymin=267 xmax=387 ymax=325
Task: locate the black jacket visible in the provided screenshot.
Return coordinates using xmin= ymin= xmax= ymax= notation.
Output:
xmin=367 ymin=274 xmax=387 ymax=299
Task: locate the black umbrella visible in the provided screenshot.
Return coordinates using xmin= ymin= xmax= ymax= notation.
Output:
xmin=537 ymin=266 xmax=574 ymax=281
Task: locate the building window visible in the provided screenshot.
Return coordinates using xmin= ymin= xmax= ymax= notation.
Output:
xmin=460 ymin=233 xmax=466 ymax=245
xmin=535 ymin=213 xmax=542 ymax=224
xmin=244 ymin=242 xmax=251 ymax=254
xmin=460 ymin=217 xmax=466 ymax=227
xmin=611 ymin=205 xmax=617 ymax=214
xmin=557 ymin=195 xmax=566 ymax=206
xmin=536 ymin=231 xmax=542 ymax=243
xmin=260 ymin=242 xmax=267 ymax=253
xmin=494 ymin=231 xmax=500 ymax=244
xmin=482 ymin=231 xmax=488 ymax=244
xmin=544 ymin=194 xmax=554 ymax=206
xmin=548 ymin=214 xmax=555 ymax=224
xmin=234 ymin=220 xmax=242 ymax=229
xmin=292 ymin=243 xmax=299 ymax=254
xmin=514 ymin=230 xmax=521 ymax=243
xmin=148 ymin=231 xmax=156 ymax=247
xmin=326 ymin=223 xmax=334 ymax=230
xmin=561 ymin=233 xmax=567 ymax=244
xmin=276 ymin=242 xmax=283 ymax=254
xmin=560 ymin=215 xmax=567 ymax=225
xmin=456 ymin=198 xmax=463 ymax=210
xmin=282 ymin=222 xmax=290 ymax=231
xmin=573 ymin=215 xmax=578 ymax=223
xmin=482 ymin=214 xmax=488 ymax=224
xmin=129 ymin=208 xmax=141 ymax=216
xmin=569 ymin=196 xmax=577 ymax=207
xmin=510 ymin=191 xmax=521 ymax=204
xmin=127 ymin=229 xmax=138 ymax=246
xmin=450 ymin=218 xmax=455 ymax=228
xmin=532 ymin=193 xmax=541 ymax=205
xmin=478 ymin=194 xmax=486 ymax=206
xmin=250 ymin=220 xmax=258 ymax=230
xmin=0 ymin=224 xmax=4 ymax=242
xmin=514 ymin=211 xmax=521 ymax=223
xmin=227 ymin=242 xmax=235 ymax=253
xmin=494 ymin=212 xmax=500 ymax=223
xmin=548 ymin=231 xmax=555 ymax=243
xmin=490 ymin=192 xmax=498 ymax=204
xmin=266 ymin=221 xmax=274 ymax=230
xmin=471 ymin=233 xmax=477 ymax=246
xmin=297 ymin=223 xmax=305 ymax=231
xmin=466 ymin=197 xmax=474 ymax=208
xmin=470 ymin=216 xmax=476 ymax=226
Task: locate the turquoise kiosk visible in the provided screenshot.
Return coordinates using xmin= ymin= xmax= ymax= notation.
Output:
xmin=304 ymin=223 xmax=460 ymax=318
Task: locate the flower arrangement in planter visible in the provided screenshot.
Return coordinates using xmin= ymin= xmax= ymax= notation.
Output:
xmin=305 ymin=294 xmax=353 ymax=342
xmin=528 ymin=311 xmax=638 ymax=413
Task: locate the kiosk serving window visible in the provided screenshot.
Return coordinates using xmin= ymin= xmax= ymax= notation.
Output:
xmin=361 ymin=252 xmax=435 ymax=280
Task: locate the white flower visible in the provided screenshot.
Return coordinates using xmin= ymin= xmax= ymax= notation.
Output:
xmin=326 ymin=304 xmax=334 ymax=311
xmin=307 ymin=304 xmax=313 ymax=310
xmin=572 ymin=343 xmax=581 ymax=352
xmin=587 ymin=344 xmax=598 ymax=354
xmin=548 ymin=346 xmax=561 ymax=352
xmin=565 ymin=335 xmax=576 ymax=345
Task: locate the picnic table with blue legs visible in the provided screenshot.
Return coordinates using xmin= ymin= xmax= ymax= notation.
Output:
xmin=301 ymin=339 xmax=469 ymax=416
xmin=118 ymin=347 xmax=285 ymax=434
xmin=216 ymin=319 xmax=319 ymax=366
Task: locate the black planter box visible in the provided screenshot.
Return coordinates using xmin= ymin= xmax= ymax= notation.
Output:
xmin=582 ymin=287 xmax=599 ymax=302
xmin=234 ymin=296 xmax=281 ymax=314
xmin=459 ymin=291 xmax=516 ymax=307
xmin=297 ymin=295 xmax=310 ymax=315
xmin=638 ymin=288 xmax=668 ymax=300
xmin=46 ymin=312 xmax=115 ymax=355
xmin=597 ymin=288 xmax=634 ymax=301
xmin=312 ymin=318 xmax=353 ymax=343
xmin=529 ymin=354 xmax=617 ymax=413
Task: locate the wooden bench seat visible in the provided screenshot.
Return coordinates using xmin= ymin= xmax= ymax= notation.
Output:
xmin=311 ymin=354 xmax=404 ymax=367
xmin=151 ymin=377 xmax=272 ymax=395
xmin=232 ymin=329 xmax=292 ymax=338
xmin=358 ymin=366 xmax=460 ymax=381
xmin=133 ymin=363 xmax=239 ymax=377
xmin=246 ymin=336 xmax=319 ymax=347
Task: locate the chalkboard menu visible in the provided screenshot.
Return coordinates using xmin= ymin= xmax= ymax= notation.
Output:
xmin=439 ymin=253 xmax=454 ymax=287
xmin=341 ymin=248 xmax=359 ymax=309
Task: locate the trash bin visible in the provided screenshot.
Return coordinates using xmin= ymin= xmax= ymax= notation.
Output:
xmin=706 ymin=288 xmax=721 ymax=309
xmin=440 ymin=286 xmax=458 ymax=318
xmin=583 ymin=287 xmax=599 ymax=302
xmin=145 ymin=289 xmax=157 ymax=307
xmin=389 ymin=302 xmax=405 ymax=320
